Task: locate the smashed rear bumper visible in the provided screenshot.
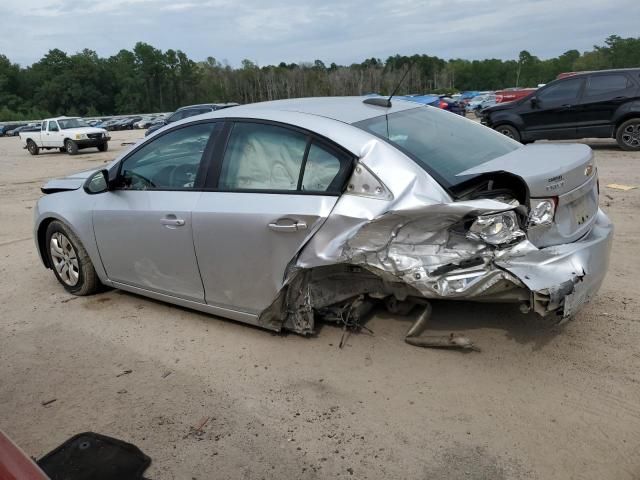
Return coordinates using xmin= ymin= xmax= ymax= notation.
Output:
xmin=496 ymin=208 xmax=613 ymax=318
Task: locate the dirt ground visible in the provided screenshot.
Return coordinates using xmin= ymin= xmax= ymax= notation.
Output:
xmin=1 ymin=128 xmax=639 ymax=480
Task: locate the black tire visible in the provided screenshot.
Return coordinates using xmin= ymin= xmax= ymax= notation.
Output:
xmin=65 ymin=139 xmax=79 ymax=155
xmin=46 ymin=220 xmax=101 ymax=296
xmin=59 ymin=147 xmax=66 ymax=153
xmin=495 ymin=124 xmax=521 ymax=142
xmin=616 ymin=118 xmax=640 ymax=151
xmin=27 ymin=140 xmax=40 ymax=155
xmin=97 ymin=142 xmax=108 ymax=152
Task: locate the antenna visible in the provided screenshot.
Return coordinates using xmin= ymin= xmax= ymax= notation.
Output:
xmin=388 ymin=63 xmax=412 ymax=102
xmin=362 ymin=63 xmax=413 ymax=108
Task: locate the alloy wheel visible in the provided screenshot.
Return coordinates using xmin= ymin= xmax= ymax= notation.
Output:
xmin=50 ymin=232 xmax=79 ymax=286
xmin=621 ymin=122 xmax=640 ymax=148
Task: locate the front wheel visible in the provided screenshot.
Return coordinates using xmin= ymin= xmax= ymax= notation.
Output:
xmin=27 ymin=140 xmax=40 ymax=155
xmin=495 ymin=124 xmax=521 ymax=142
xmin=97 ymin=142 xmax=108 ymax=152
xmin=65 ymin=139 xmax=78 ymax=155
xmin=616 ymin=118 xmax=640 ymax=151
xmin=46 ymin=221 xmax=101 ymax=295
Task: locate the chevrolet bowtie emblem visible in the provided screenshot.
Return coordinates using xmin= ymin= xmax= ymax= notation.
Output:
xmin=585 ymin=164 xmax=594 ymax=176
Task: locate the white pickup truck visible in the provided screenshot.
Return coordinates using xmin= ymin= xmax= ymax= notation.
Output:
xmin=20 ymin=117 xmax=110 ymax=155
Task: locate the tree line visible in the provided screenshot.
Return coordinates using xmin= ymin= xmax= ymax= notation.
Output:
xmin=0 ymin=35 xmax=639 ymax=121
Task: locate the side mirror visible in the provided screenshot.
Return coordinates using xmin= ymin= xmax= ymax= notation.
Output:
xmin=530 ymin=97 xmax=539 ymax=108
xmin=84 ymin=169 xmax=110 ymax=194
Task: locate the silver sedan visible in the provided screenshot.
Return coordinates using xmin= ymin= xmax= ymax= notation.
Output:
xmin=34 ymin=97 xmax=613 ymax=334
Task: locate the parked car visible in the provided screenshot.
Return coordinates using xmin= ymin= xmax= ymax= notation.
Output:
xmin=6 ymin=124 xmax=28 ymax=136
xmin=437 ymin=96 xmax=466 ymax=116
xmin=0 ymin=123 xmax=23 ymax=136
xmin=20 ymin=117 xmax=110 ymax=155
xmin=481 ymin=68 xmax=640 ymax=150
xmin=34 ymin=97 xmax=612 ymax=337
xmin=495 ymin=88 xmax=537 ymax=103
xmin=10 ymin=124 xmax=40 ymax=136
xmin=115 ymin=116 xmax=143 ymax=130
xmin=396 ymin=95 xmax=465 ymax=115
xmin=100 ymin=119 xmax=122 ymax=131
xmin=134 ymin=116 xmax=157 ymax=129
xmin=145 ymin=103 xmax=239 ymax=136
xmin=466 ymin=94 xmax=497 ymax=114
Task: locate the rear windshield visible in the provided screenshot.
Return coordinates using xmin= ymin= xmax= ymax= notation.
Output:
xmin=353 ymin=106 xmax=520 ymax=187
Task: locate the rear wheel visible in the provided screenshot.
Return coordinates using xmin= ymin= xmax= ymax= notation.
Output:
xmin=27 ymin=140 xmax=39 ymax=155
xmin=46 ymin=220 xmax=101 ymax=295
xmin=97 ymin=142 xmax=108 ymax=152
xmin=495 ymin=124 xmax=521 ymax=142
xmin=65 ymin=139 xmax=78 ymax=155
xmin=616 ymin=118 xmax=640 ymax=151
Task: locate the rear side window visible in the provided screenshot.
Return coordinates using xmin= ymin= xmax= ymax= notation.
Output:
xmin=302 ymin=143 xmax=346 ymax=192
xmin=218 ymin=122 xmax=352 ymax=193
xmin=585 ymin=74 xmax=630 ymax=96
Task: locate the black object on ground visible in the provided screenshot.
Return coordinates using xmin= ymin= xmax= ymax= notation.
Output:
xmin=37 ymin=432 xmax=151 ymax=480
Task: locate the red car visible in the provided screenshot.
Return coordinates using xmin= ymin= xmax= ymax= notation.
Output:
xmin=495 ymin=88 xmax=537 ymax=103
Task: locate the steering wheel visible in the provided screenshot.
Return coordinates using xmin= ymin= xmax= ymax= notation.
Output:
xmin=126 ymin=171 xmax=156 ymax=189
xmin=169 ymin=163 xmax=196 ymax=188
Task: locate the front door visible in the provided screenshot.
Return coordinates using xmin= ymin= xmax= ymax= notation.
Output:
xmin=521 ymin=77 xmax=585 ymax=140
xmin=192 ymin=121 xmax=353 ymax=314
xmin=43 ymin=120 xmax=62 ymax=147
xmin=93 ymin=121 xmax=220 ymax=302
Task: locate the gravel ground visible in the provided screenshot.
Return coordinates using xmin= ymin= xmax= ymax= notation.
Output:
xmin=0 ymin=129 xmax=639 ymax=480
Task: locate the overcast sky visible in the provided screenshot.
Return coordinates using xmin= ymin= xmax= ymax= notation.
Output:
xmin=1 ymin=0 xmax=638 ymax=67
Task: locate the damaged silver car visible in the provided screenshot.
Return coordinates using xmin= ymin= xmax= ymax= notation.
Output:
xmin=34 ymin=97 xmax=613 ymax=335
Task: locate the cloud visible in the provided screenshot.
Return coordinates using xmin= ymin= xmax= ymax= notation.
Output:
xmin=0 ymin=0 xmax=638 ymax=67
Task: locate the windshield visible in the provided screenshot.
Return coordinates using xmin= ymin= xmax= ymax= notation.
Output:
xmin=353 ymin=106 xmax=520 ymax=187
xmin=58 ymin=118 xmax=90 ymax=129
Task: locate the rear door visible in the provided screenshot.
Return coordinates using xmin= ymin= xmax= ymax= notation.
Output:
xmin=93 ymin=121 xmax=221 ymax=302
xmin=520 ymin=77 xmax=585 ymax=139
xmin=192 ymin=120 xmax=353 ymax=315
xmin=576 ymin=72 xmax=638 ymax=137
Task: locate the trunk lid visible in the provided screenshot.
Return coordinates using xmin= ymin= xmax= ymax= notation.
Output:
xmin=457 ymin=143 xmax=599 ymax=247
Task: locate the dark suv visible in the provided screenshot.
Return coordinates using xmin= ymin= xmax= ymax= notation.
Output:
xmin=145 ymin=103 xmax=239 ymax=137
xmin=481 ymin=68 xmax=640 ymax=150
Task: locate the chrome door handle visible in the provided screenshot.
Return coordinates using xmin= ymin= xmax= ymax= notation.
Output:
xmin=268 ymin=220 xmax=308 ymax=232
xmin=161 ymin=216 xmax=185 ymax=227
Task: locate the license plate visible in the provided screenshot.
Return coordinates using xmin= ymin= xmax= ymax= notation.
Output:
xmin=573 ymin=196 xmax=592 ymax=226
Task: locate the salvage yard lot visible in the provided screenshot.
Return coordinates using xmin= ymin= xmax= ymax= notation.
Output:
xmin=1 ymin=130 xmax=639 ymax=479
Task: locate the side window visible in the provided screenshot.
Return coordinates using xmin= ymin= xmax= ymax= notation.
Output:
xmin=538 ymin=78 xmax=583 ymax=103
xmin=302 ymin=143 xmax=350 ymax=192
xmin=168 ymin=110 xmax=187 ymax=122
xmin=119 ymin=122 xmax=218 ymax=190
xmin=49 ymin=121 xmax=59 ymax=132
xmin=585 ymin=74 xmax=630 ymax=96
xmin=219 ymin=123 xmax=308 ymax=191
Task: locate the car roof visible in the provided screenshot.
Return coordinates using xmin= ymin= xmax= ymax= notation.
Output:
xmin=176 ymin=103 xmax=239 ymax=111
xmin=204 ymin=96 xmax=420 ymax=124
xmin=561 ymin=68 xmax=640 ymax=79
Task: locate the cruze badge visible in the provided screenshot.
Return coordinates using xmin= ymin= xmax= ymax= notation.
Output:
xmin=546 ymin=174 xmax=565 ymax=192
